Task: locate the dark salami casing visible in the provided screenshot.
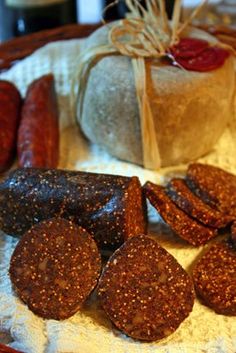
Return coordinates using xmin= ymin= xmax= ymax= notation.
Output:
xmin=17 ymin=74 xmax=59 ymax=168
xmin=0 ymin=168 xmax=147 ymax=249
xmin=0 ymin=80 xmax=21 ymax=172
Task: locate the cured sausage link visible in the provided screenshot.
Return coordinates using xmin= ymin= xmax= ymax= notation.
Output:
xmin=0 ymin=168 xmax=147 ymax=249
xmin=0 ymin=80 xmax=21 ymax=172
xmin=0 ymin=344 xmax=24 ymax=353
xmin=17 ymin=74 xmax=59 ymax=168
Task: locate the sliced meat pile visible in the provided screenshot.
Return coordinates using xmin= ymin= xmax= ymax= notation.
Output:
xmin=192 ymin=239 xmax=236 ymax=315
xmin=143 ymin=163 xmax=235 ymax=246
xmin=9 ymin=218 xmax=101 ymax=320
xmin=98 ymin=235 xmax=194 ymax=341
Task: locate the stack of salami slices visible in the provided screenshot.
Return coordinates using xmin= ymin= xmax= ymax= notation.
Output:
xmin=144 ymin=163 xmax=236 ymax=317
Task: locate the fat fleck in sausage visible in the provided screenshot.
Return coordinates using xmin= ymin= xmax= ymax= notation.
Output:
xmin=98 ymin=235 xmax=195 ymax=341
xmin=9 ymin=218 xmax=101 ymax=320
xmin=0 ymin=80 xmax=21 ymax=172
xmin=0 ymin=168 xmax=147 ymax=249
xmin=17 ymin=74 xmax=59 ymax=168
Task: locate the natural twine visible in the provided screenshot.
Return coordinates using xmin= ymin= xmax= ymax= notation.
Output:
xmin=74 ymin=0 xmax=208 ymax=170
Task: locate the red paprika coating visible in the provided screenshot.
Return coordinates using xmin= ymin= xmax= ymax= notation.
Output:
xmin=17 ymin=74 xmax=59 ymax=168
xmin=0 ymin=80 xmax=21 ymax=172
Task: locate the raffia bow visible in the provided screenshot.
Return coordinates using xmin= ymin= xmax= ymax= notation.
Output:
xmin=74 ymin=0 xmax=208 ymax=170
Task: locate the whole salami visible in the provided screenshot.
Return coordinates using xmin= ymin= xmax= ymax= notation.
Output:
xmin=98 ymin=235 xmax=195 ymax=341
xmin=17 ymin=74 xmax=59 ymax=168
xmin=9 ymin=218 xmax=101 ymax=320
xmin=0 ymin=168 xmax=147 ymax=249
xmin=0 ymin=80 xmax=21 ymax=172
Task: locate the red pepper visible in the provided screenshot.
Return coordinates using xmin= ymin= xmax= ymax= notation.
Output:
xmin=170 ymin=37 xmax=230 ymax=72
xmin=171 ymin=37 xmax=209 ymax=59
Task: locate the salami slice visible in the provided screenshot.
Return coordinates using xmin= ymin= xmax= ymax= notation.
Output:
xmin=192 ymin=240 xmax=236 ymax=315
xmin=0 ymin=80 xmax=21 ymax=172
xmin=186 ymin=163 xmax=236 ymax=218
xmin=9 ymin=218 xmax=101 ymax=320
xmin=98 ymin=235 xmax=195 ymax=341
xmin=143 ymin=182 xmax=218 ymax=246
xmin=166 ymin=178 xmax=232 ymax=229
xmin=0 ymin=168 xmax=147 ymax=249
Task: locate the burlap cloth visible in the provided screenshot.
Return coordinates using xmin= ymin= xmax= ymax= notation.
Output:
xmin=0 ymin=39 xmax=235 ymax=353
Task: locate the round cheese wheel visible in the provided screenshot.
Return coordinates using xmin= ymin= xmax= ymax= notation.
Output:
xmin=77 ymin=23 xmax=235 ymax=168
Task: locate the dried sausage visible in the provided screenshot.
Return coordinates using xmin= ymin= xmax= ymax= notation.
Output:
xmin=143 ymin=182 xmax=217 ymax=246
xmin=192 ymin=240 xmax=236 ymax=315
xmin=166 ymin=178 xmax=232 ymax=228
xmin=9 ymin=218 xmax=101 ymax=320
xmin=186 ymin=163 xmax=236 ymax=217
xmin=0 ymin=344 xmax=24 ymax=353
xmin=0 ymin=168 xmax=147 ymax=249
xmin=17 ymin=74 xmax=59 ymax=168
xmin=0 ymin=80 xmax=21 ymax=172
xmin=98 ymin=235 xmax=195 ymax=341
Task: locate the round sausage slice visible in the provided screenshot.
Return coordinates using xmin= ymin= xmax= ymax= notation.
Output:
xmin=186 ymin=163 xmax=236 ymax=217
xmin=98 ymin=235 xmax=195 ymax=341
xmin=166 ymin=178 xmax=232 ymax=229
xmin=143 ymin=182 xmax=217 ymax=246
xmin=9 ymin=218 xmax=101 ymax=320
xmin=193 ymin=240 xmax=236 ymax=315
